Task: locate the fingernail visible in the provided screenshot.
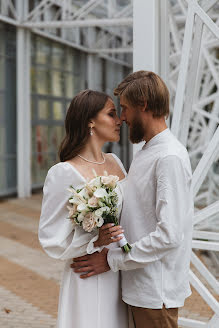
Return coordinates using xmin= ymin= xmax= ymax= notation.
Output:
xmin=122 ymin=230 xmax=124 ymax=232
xmin=111 ymin=223 xmax=115 ymax=226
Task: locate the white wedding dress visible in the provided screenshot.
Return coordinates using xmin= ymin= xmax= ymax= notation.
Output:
xmin=38 ymin=154 xmax=129 ymax=328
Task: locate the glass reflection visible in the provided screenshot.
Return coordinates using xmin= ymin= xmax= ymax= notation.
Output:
xmin=38 ymin=99 xmax=50 ymax=120
xmin=53 ymin=102 xmax=63 ymax=120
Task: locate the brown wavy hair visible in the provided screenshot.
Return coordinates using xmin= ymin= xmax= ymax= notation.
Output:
xmin=114 ymin=70 xmax=169 ymax=118
xmin=59 ymin=89 xmax=110 ymax=162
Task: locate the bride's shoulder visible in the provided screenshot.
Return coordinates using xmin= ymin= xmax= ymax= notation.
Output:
xmin=47 ymin=161 xmax=74 ymax=177
xmin=105 ymin=152 xmax=122 ymax=164
xmin=105 ymin=152 xmax=119 ymax=161
xmin=105 ymin=153 xmax=127 ymax=175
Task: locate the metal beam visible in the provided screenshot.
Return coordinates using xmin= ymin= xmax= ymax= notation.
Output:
xmin=16 ymin=0 xmax=31 ymax=198
xmin=22 ymin=18 xmax=133 ymax=28
xmin=92 ymin=47 xmax=133 ymax=53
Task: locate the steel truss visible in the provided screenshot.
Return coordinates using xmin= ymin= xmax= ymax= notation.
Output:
xmin=170 ymin=0 xmax=219 ymax=327
xmin=0 ymin=0 xmax=133 ymax=67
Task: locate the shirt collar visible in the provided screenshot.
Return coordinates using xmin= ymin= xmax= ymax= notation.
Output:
xmin=142 ymin=128 xmax=170 ymax=150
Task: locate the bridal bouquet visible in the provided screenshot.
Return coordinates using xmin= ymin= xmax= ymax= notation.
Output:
xmin=67 ymin=171 xmax=131 ymax=253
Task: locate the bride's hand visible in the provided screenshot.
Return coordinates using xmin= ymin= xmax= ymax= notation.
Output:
xmin=94 ymin=224 xmax=124 ymax=247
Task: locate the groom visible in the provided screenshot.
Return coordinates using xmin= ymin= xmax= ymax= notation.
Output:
xmin=71 ymin=71 xmax=194 ymax=328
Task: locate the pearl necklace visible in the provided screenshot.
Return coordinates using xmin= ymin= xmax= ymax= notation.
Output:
xmin=77 ymin=153 xmax=106 ymax=165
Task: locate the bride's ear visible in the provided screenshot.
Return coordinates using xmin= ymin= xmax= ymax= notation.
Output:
xmin=88 ymin=120 xmax=95 ymax=128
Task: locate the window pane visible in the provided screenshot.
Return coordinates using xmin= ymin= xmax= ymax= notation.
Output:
xmin=0 ymin=93 xmax=4 ymax=122
xmin=0 ymin=159 xmax=6 ymax=191
xmin=6 ymin=157 xmax=16 ymax=189
xmin=38 ymin=99 xmax=50 ymax=120
xmin=32 ymin=125 xmax=49 ymax=184
xmin=32 ymin=126 xmax=36 ymax=154
xmin=52 ymin=44 xmax=64 ymax=68
xmin=36 ymin=37 xmax=50 ymax=65
xmin=48 ymin=125 xmax=64 ymax=153
xmin=31 ymin=99 xmax=35 ymax=120
xmin=53 ymin=101 xmax=63 ymax=120
xmin=65 ymin=49 xmax=74 ymax=72
xmin=36 ymin=70 xmax=50 ymax=95
xmin=51 ymin=71 xmax=64 ymax=97
xmin=0 ymin=57 xmax=4 ymax=89
xmin=32 ymin=153 xmax=49 ymax=185
xmin=65 ymin=73 xmax=74 ymax=98
xmin=0 ymin=126 xmax=5 ymax=154
xmin=31 ymin=67 xmax=36 ymax=93
xmin=0 ymin=24 xmax=5 ymax=56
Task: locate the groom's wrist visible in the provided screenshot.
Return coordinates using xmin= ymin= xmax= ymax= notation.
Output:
xmin=107 ymin=248 xmax=123 ymax=272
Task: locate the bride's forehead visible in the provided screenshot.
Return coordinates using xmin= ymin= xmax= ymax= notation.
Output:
xmin=101 ymin=100 xmax=116 ymax=111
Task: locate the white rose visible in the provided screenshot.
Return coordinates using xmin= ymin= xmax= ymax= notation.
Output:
xmin=95 ymin=208 xmax=104 ymax=217
xmin=94 ymin=216 xmax=104 ymax=227
xmin=94 ymin=188 xmax=108 ymax=199
xmin=101 ymin=175 xmax=119 ymax=189
xmin=77 ymin=203 xmax=88 ymax=212
xmin=88 ymin=196 xmax=99 ymax=208
xmin=82 ymin=213 xmax=96 ymax=232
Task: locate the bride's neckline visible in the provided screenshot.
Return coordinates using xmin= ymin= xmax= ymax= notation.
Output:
xmin=63 ymin=161 xmax=126 ymax=183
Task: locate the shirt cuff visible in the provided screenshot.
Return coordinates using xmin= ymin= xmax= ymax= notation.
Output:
xmin=86 ymin=235 xmax=104 ymax=254
xmin=107 ymin=247 xmax=125 ymax=272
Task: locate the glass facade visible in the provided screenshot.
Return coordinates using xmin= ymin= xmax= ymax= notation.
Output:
xmin=31 ymin=35 xmax=87 ymax=187
xmin=0 ymin=23 xmax=16 ymax=196
xmin=0 ymin=24 xmax=129 ymax=197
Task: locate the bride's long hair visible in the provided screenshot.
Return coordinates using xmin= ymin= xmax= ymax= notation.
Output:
xmin=59 ymin=89 xmax=109 ymax=162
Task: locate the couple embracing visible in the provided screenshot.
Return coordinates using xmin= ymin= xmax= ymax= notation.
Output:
xmin=39 ymin=70 xmax=193 ymax=328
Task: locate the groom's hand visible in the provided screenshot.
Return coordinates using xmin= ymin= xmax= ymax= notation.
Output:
xmin=71 ymin=248 xmax=110 ymax=279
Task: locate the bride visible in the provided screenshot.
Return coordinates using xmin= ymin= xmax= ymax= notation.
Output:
xmin=38 ymin=89 xmax=129 ymax=328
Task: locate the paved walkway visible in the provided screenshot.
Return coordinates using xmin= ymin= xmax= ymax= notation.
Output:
xmin=0 ymin=193 xmax=218 ymax=327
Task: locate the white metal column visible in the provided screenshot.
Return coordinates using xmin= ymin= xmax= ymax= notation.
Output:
xmin=16 ymin=0 xmax=31 ymax=198
xmin=87 ymin=28 xmax=97 ymax=89
xmin=133 ymin=0 xmax=160 ymax=73
xmin=133 ymin=0 xmax=169 ymax=154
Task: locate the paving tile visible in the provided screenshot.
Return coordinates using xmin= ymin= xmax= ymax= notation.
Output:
xmin=0 ymin=286 xmax=56 ymax=328
xmin=0 ymin=237 xmax=64 ymax=282
xmin=0 ymin=212 xmax=39 ymax=234
xmin=0 ymin=257 xmax=59 ymax=317
xmin=0 ymin=221 xmax=41 ymax=250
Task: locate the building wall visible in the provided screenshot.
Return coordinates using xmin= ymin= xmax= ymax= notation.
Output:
xmin=0 ymin=25 xmax=130 ymax=197
xmin=31 ymin=34 xmax=87 ymax=188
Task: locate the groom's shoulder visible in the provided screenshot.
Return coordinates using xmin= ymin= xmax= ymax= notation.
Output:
xmin=157 ymin=141 xmax=189 ymax=166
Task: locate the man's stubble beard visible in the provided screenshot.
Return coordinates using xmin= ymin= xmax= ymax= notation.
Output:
xmin=129 ymin=116 xmax=145 ymax=144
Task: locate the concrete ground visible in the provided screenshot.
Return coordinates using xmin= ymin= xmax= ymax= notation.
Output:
xmin=0 ymin=193 xmax=218 ymax=327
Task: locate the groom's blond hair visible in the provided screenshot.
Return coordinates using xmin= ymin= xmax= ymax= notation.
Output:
xmin=114 ymin=70 xmax=169 ymax=118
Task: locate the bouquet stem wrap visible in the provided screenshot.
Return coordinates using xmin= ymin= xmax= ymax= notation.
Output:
xmin=118 ymin=234 xmax=132 ymax=253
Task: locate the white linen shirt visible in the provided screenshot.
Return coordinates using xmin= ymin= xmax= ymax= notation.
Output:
xmin=107 ymin=128 xmax=194 ymax=309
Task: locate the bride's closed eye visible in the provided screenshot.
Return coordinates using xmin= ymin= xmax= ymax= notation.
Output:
xmin=108 ymin=109 xmax=117 ymax=117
